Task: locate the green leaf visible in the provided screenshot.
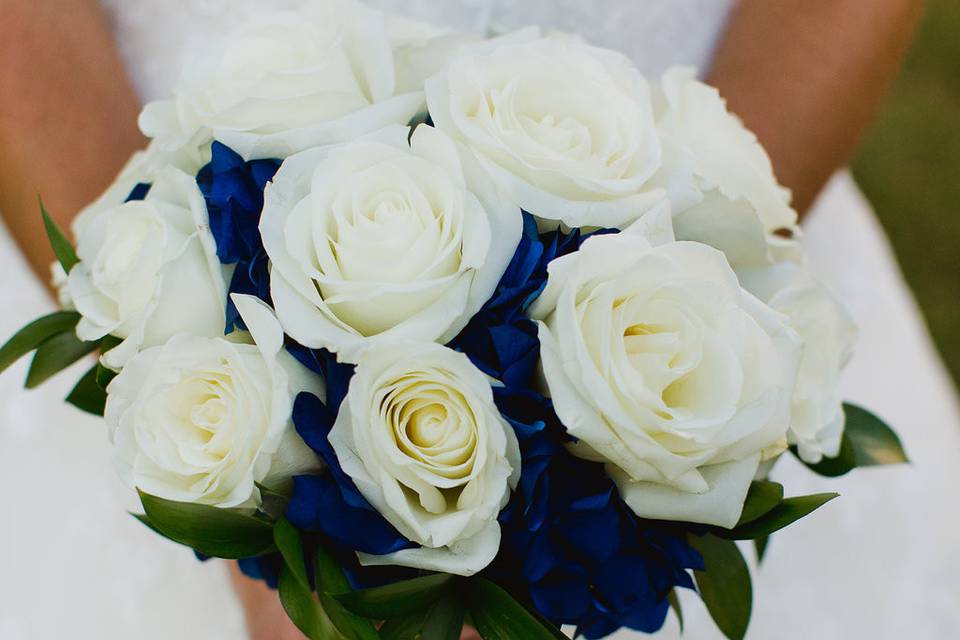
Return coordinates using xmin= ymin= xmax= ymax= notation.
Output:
xmin=334 ymin=573 xmax=454 ymax=619
xmin=95 ymin=362 xmax=117 ymax=391
xmin=255 ymin=482 xmax=290 ymax=521
xmin=40 ymin=198 xmax=79 ymax=273
xmin=420 ymin=596 xmax=465 ymax=640
xmin=94 ymin=334 xmax=122 ymax=390
xmin=690 ymin=534 xmax=752 ymax=640
xmin=754 ymin=536 xmax=770 ymax=563
xmin=466 ymin=579 xmax=566 ymax=640
xmin=723 ymin=493 xmax=839 ymax=540
xmin=138 ymin=490 xmax=275 ymax=558
xmin=318 ymin=593 xmax=380 ymax=640
xmin=26 ymin=330 xmax=99 ymax=388
xmin=793 ymin=436 xmax=856 ymax=477
xmin=314 ymin=541 xmax=353 ymax=594
xmin=131 ymin=512 xmax=163 ymax=536
xmin=736 ymin=481 xmax=784 ymax=526
xmin=795 ymin=403 xmax=907 ymax=477
xmin=0 ymin=311 xmax=80 ymax=375
xmin=379 ymin=612 xmax=428 ymax=640
xmin=279 ymin=565 xmax=345 ymax=640
xmin=843 ymin=404 xmax=909 ymax=466
xmin=65 ymin=365 xmax=107 ymax=415
xmin=313 ymin=542 xmax=379 ymax=640
xmin=274 ymin=518 xmax=309 ymax=589
xmin=667 ymin=590 xmax=684 ymax=633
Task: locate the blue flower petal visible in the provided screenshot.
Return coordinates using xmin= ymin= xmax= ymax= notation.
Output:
xmin=196 ymin=141 xmax=281 ymax=332
xmin=287 ymin=475 xmax=411 ymax=556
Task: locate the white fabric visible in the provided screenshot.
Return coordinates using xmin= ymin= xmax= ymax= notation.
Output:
xmin=0 ymin=1 xmax=956 ymax=638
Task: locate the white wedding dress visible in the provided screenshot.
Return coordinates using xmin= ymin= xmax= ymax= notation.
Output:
xmin=1 ymin=1 xmax=958 ymax=638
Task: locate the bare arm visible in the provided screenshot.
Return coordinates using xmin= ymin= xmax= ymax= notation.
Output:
xmin=0 ymin=0 xmax=144 ymax=283
xmin=707 ymin=0 xmax=925 ymax=215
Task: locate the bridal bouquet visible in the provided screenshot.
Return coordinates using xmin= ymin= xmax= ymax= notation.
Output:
xmin=2 ymin=2 xmax=907 ymax=638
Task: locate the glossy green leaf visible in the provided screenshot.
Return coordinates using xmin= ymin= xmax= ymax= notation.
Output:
xmin=667 ymin=590 xmax=684 ymax=633
xmin=40 ymin=198 xmax=79 ymax=273
xmin=138 ymin=490 xmax=275 ymax=558
xmin=795 ymin=403 xmax=907 ymax=476
xmin=95 ymin=362 xmax=116 ymax=389
xmin=754 ymin=536 xmax=770 ymax=563
xmin=334 ymin=573 xmax=454 ymax=619
xmin=131 ymin=512 xmax=162 ymax=536
xmin=313 ymin=542 xmax=379 ymax=640
xmin=318 ymin=593 xmax=380 ymax=640
xmin=314 ymin=542 xmax=352 ymax=594
xmin=420 ymin=596 xmax=465 ymax=640
xmin=379 ymin=611 xmax=427 ymax=640
xmin=466 ymin=579 xmax=566 ymax=640
xmin=724 ymin=493 xmax=839 ymax=540
xmin=279 ymin=565 xmax=345 ymax=640
xmin=255 ymin=482 xmax=290 ymax=521
xmin=0 ymin=311 xmax=80 ymax=375
xmin=843 ymin=404 xmax=909 ymax=466
xmin=793 ymin=437 xmax=856 ymax=477
xmin=26 ymin=331 xmax=99 ymax=388
xmin=65 ymin=365 xmax=107 ymax=415
xmin=274 ymin=518 xmax=309 ymax=589
xmin=736 ymin=481 xmax=784 ymax=526
xmin=690 ymin=534 xmax=752 ymax=640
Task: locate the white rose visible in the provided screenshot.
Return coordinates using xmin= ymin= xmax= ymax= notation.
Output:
xmin=139 ymin=0 xmax=424 ymax=160
xmin=50 ymin=262 xmax=73 ymax=310
xmin=106 ymin=295 xmax=320 ymax=508
xmin=738 ymin=263 xmax=857 ymax=463
xmin=71 ymin=138 xmax=207 ymax=239
xmin=386 ymin=16 xmax=480 ymax=95
xmin=261 ymin=124 xmax=520 ymax=362
xmin=329 ymin=341 xmax=520 ymax=575
xmin=530 ymin=216 xmax=801 ymax=528
xmin=654 ymin=67 xmax=801 ymax=267
xmin=425 ymin=30 xmax=665 ymax=228
xmin=68 ymin=167 xmax=227 ymax=370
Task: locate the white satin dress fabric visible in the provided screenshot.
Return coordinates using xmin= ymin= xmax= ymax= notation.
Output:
xmin=1 ymin=1 xmax=957 ymax=637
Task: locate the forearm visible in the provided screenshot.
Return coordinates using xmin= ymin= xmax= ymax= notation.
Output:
xmin=0 ymin=0 xmax=144 ymax=282
xmin=707 ymin=0 xmax=925 ymax=214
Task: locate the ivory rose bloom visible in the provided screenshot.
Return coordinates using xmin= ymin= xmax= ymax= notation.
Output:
xmin=530 ymin=220 xmax=801 ymax=528
xmin=139 ymin=0 xmax=424 ymax=160
xmin=106 ymin=296 xmax=320 ymax=508
xmin=260 ymin=124 xmax=520 ymax=362
xmin=71 ymin=139 xmax=207 ymax=238
xmin=329 ymin=341 xmax=520 ymax=575
xmin=654 ymin=67 xmax=800 ymax=267
xmin=738 ymin=263 xmax=857 ymax=463
xmin=68 ymin=166 xmax=226 ymax=370
xmin=425 ymin=30 xmax=665 ymax=228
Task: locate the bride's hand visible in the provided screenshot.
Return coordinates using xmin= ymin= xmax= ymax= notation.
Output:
xmin=229 ymin=563 xmax=482 ymax=640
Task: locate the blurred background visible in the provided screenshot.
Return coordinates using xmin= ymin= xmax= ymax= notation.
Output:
xmin=853 ymin=0 xmax=960 ymax=384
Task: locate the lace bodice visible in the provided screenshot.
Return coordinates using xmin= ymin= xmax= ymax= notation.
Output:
xmin=99 ymin=0 xmax=735 ymax=103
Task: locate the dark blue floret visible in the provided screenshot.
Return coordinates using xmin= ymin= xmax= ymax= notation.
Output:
xmin=448 ymin=212 xmax=616 ymax=387
xmin=196 ymin=141 xmax=281 ymax=332
xmin=486 ymin=387 xmax=702 ymax=639
xmin=451 ymin=214 xmax=700 ymax=638
xmin=238 ymin=553 xmax=283 ymax=589
xmin=283 ymin=347 xmax=415 ymax=557
xmin=125 ymin=182 xmax=151 ymax=202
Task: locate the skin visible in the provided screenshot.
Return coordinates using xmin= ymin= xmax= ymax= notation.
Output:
xmin=0 ymin=1 xmax=145 ymax=282
xmin=707 ymin=0 xmax=926 ymax=214
xmin=0 ymin=0 xmax=924 ymax=637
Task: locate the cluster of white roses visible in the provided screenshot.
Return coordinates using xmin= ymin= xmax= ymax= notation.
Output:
xmin=60 ymin=0 xmax=855 ymax=574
